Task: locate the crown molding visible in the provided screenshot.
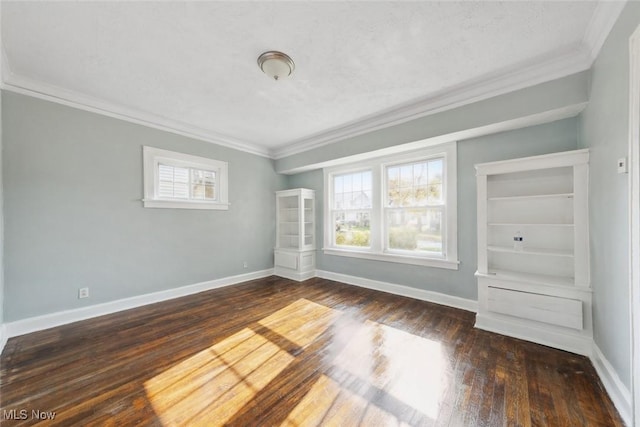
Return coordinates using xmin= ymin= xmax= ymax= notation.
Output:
xmin=582 ymin=0 xmax=627 ymax=64
xmin=271 ymin=46 xmax=591 ymax=159
xmin=2 ymin=0 xmax=621 ymax=162
xmin=1 ymin=71 xmax=271 ymax=158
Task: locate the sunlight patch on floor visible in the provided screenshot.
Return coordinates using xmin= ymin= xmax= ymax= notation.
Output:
xmin=144 ymin=298 xmax=339 ymax=426
xmin=258 ymin=298 xmax=339 ymax=347
xmin=282 ymin=374 xmax=414 ymax=427
xmin=332 ymin=320 xmax=448 ymax=420
xmin=144 ymin=327 xmax=294 ymax=426
xmin=282 ymin=320 xmax=448 ymax=425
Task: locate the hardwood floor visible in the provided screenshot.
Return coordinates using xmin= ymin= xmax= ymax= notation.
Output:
xmin=0 ymin=276 xmax=623 ymax=426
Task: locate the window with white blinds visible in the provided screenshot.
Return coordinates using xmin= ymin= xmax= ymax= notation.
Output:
xmin=143 ymin=147 xmax=229 ymax=210
xmin=158 ymin=164 xmax=216 ymax=201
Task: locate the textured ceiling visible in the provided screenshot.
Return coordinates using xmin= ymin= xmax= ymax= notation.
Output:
xmin=0 ymin=2 xmax=615 ymax=157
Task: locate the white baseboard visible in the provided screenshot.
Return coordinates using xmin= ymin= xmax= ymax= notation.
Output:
xmin=4 ymin=269 xmax=274 ymax=339
xmin=591 ymin=343 xmax=632 ymax=426
xmin=3 ymin=267 xmax=633 ymax=427
xmin=315 ymin=270 xmax=478 ymax=313
xmin=0 ymin=324 xmax=7 ymax=356
xmin=273 ymin=268 xmax=315 ymax=282
xmin=474 ymin=314 xmax=593 ymax=356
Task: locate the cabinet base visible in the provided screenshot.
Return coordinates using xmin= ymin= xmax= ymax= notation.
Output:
xmin=273 ymin=267 xmax=316 ymax=282
xmin=475 ymin=314 xmax=592 ymax=356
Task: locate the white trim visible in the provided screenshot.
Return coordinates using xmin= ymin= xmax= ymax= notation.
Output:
xmin=4 ymin=269 xmax=273 ymax=339
xmin=323 ymin=142 xmax=458 ymax=270
xmin=475 ymin=148 xmax=590 ymax=176
xmin=582 ymin=1 xmax=628 ymax=64
xmin=277 ymin=103 xmax=587 ymax=175
xmin=0 ymin=325 xmax=7 ymax=356
xmin=315 ymin=270 xmax=477 ymax=313
xmin=272 ymin=268 xmax=316 ymax=282
xmin=322 ymin=248 xmax=459 ymax=270
xmin=474 ymin=314 xmax=593 ymax=356
xmin=142 ymin=199 xmax=231 ymax=210
xmin=3 ymin=4 xmax=619 ymax=165
xmin=1 ymin=73 xmax=270 ymax=158
xmin=591 ymin=343 xmax=633 ymax=427
xmin=3 ymin=42 xmax=591 ymax=162
xmin=629 ymin=23 xmax=640 ymax=427
xmin=142 ymin=146 xmax=229 ymax=210
xmin=272 ymin=48 xmax=591 ymax=159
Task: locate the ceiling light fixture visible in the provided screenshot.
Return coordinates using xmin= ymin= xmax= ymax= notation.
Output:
xmin=257 ymin=51 xmax=295 ymax=81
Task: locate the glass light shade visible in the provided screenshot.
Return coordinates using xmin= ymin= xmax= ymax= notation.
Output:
xmin=258 ymin=51 xmax=295 ymax=81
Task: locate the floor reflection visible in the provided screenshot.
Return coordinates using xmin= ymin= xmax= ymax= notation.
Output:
xmin=284 ymin=320 xmax=447 ymax=425
xmin=144 ymin=298 xmax=448 ymax=426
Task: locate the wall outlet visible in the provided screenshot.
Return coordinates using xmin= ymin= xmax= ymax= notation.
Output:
xmin=78 ymin=287 xmax=89 ymax=299
xmin=243 ymin=261 xmax=248 ymax=269
xmin=618 ymin=157 xmax=628 ymax=174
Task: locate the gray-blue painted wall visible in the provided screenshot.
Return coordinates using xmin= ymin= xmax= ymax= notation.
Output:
xmin=288 ymin=118 xmax=578 ymax=300
xmin=2 ymin=92 xmax=287 ymax=321
xmin=578 ymin=1 xmax=640 ymax=391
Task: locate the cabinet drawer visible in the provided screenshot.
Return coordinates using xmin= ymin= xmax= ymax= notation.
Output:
xmin=488 ymin=287 xmax=582 ymax=330
xmin=275 ymin=251 xmax=298 ymax=270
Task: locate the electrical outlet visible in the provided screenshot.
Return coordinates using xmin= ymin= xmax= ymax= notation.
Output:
xmin=243 ymin=261 xmax=248 ymax=269
xmin=618 ymin=157 xmax=628 ymax=174
xmin=78 ymin=287 xmax=89 ymax=299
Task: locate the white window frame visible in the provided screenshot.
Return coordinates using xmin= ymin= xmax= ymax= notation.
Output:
xmin=143 ymin=146 xmax=229 ymax=210
xmin=323 ymin=142 xmax=458 ymax=270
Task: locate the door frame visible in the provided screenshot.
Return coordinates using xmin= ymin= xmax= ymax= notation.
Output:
xmin=629 ymin=23 xmax=640 ymax=427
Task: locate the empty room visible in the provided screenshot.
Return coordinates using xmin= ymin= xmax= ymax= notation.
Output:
xmin=0 ymin=0 xmax=639 ymax=425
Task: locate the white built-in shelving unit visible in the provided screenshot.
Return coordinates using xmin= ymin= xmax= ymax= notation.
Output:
xmin=475 ymin=149 xmax=592 ymax=355
xmin=274 ymin=188 xmax=315 ymax=281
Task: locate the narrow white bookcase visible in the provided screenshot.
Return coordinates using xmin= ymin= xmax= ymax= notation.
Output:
xmin=274 ymin=188 xmax=316 ymax=281
xmin=475 ymin=149 xmax=592 ymax=355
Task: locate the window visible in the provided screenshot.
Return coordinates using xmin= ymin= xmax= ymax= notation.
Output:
xmin=332 ymin=171 xmax=372 ymax=248
xmin=324 ymin=142 xmax=458 ymax=269
xmin=143 ymin=146 xmax=229 ymax=210
xmin=386 ymin=158 xmax=444 ymax=255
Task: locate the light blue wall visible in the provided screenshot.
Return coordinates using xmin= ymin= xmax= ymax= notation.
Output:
xmin=288 ymin=118 xmax=578 ymax=299
xmin=277 ymin=72 xmax=588 ymax=174
xmin=0 ymin=88 xmax=3 ymax=329
xmin=2 ymin=92 xmax=287 ymax=321
xmin=578 ymin=1 xmax=640 ymax=391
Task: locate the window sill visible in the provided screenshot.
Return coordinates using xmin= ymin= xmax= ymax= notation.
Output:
xmin=143 ymin=199 xmax=230 ymax=210
xmin=322 ymin=248 xmax=460 ymax=270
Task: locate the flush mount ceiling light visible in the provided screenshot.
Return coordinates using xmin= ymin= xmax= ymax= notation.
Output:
xmin=257 ymin=51 xmax=295 ymax=81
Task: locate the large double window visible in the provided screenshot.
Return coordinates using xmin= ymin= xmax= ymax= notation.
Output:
xmin=324 ymin=142 xmax=458 ymax=269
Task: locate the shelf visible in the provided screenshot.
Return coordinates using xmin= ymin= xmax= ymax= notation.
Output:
xmin=486 ymin=268 xmax=575 ymax=288
xmin=488 ymin=223 xmax=574 ymax=227
xmin=488 ymin=193 xmax=573 ymax=201
xmin=488 ymin=245 xmax=573 ymax=257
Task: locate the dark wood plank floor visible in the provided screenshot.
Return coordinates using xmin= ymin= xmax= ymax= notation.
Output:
xmin=0 ymin=276 xmax=624 ymax=426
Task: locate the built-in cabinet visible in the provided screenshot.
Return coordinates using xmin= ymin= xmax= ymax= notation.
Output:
xmin=274 ymin=188 xmax=316 ymax=281
xmin=475 ymin=149 xmax=592 ymax=355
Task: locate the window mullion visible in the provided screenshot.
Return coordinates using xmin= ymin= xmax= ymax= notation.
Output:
xmin=371 ymin=165 xmax=383 ymax=253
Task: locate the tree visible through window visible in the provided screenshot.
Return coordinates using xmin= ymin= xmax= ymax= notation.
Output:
xmin=324 ymin=142 xmax=458 ymax=269
xmin=332 ymin=171 xmax=372 ymax=247
xmin=385 ymin=159 xmax=444 ymax=255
